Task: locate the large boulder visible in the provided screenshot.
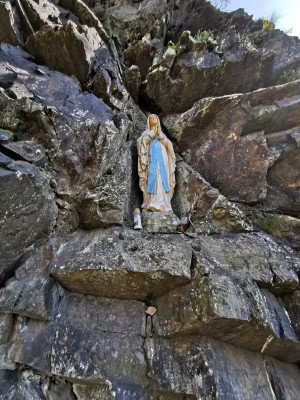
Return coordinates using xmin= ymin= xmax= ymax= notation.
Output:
xmin=164 ymin=80 xmax=300 ymax=215
xmin=0 ymin=158 xmax=57 ymax=284
xmin=25 ymin=21 xmax=103 ymax=83
xmin=173 ymin=159 xmax=253 ymax=234
xmin=152 ymin=233 xmax=300 ymax=363
xmin=51 ymin=227 xmax=192 ymax=300
xmin=7 ymin=291 xmax=149 ymax=399
xmin=146 ymin=335 xmax=300 ymax=399
xmin=0 ymin=45 xmax=136 ymax=234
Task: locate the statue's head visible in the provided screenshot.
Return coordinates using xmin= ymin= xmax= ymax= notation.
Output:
xmin=149 ymin=114 xmax=158 ymax=128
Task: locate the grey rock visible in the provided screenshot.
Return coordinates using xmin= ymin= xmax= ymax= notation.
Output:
xmin=164 ymin=80 xmax=300 ymax=211
xmin=141 ymin=211 xmax=179 ymax=233
xmin=73 ymin=384 xmax=115 ymax=400
xmin=0 ymin=160 xmax=57 ymax=284
xmin=0 ymin=276 xmax=59 ymax=321
xmin=124 ymin=37 xmax=153 ymax=80
xmin=259 ymin=214 xmax=300 ymax=251
xmin=123 ymin=65 xmax=141 ymax=103
xmin=1 ymin=141 xmax=46 ymax=164
xmin=283 ymin=290 xmax=300 ymax=338
xmin=0 ymin=1 xmax=20 ymax=45
xmin=0 ymin=369 xmax=18 ymax=399
xmin=0 ymin=313 xmax=15 ymax=369
xmin=152 ymin=233 xmax=300 ymax=362
xmin=7 ymin=291 xmax=149 ymax=398
xmin=0 ymin=129 xmax=14 ymax=144
xmin=78 ymin=143 xmax=132 ymax=229
xmin=146 ymin=335 xmax=300 ymax=399
xmin=173 ymin=160 xmax=253 ymax=234
xmin=25 ymin=21 xmax=103 ymax=83
xmin=51 ymin=227 xmax=192 ymax=300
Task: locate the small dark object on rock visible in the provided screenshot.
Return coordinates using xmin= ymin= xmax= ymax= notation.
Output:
xmin=176 ymin=216 xmax=190 ymax=233
xmin=118 ymin=232 xmax=125 ymax=240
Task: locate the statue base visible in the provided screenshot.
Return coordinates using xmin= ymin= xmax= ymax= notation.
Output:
xmin=141 ymin=211 xmax=179 ymax=233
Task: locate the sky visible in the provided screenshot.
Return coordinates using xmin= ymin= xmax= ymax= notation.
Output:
xmin=225 ymin=0 xmax=300 ymax=38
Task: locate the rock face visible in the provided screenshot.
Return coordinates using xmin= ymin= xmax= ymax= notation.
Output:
xmin=0 ymin=158 xmax=57 ymax=284
xmin=1 ymin=0 xmax=300 ymax=399
xmin=51 ymin=227 xmax=192 ymax=300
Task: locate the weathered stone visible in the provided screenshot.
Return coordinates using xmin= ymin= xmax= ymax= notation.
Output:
xmin=25 ymin=21 xmax=103 ymax=83
xmin=0 ymin=128 xmax=14 ymax=144
xmin=164 ymin=80 xmax=300 ymax=208
xmin=0 ymin=45 xmax=131 ymax=237
xmin=0 ymin=160 xmax=57 ymax=284
xmin=123 ymin=65 xmax=141 ymax=103
xmin=1 ymin=140 xmax=46 ymax=164
xmin=104 ymin=2 xmax=167 ymax=50
xmin=193 ymin=233 xmax=300 ymax=293
xmin=124 ymin=37 xmax=154 ymax=80
xmin=173 ymin=160 xmax=253 ymax=234
xmin=92 ymin=48 xmax=129 ymax=110
xmin=73 ymin=384 xmax=115 ymax=400
xmin=0 ymin=276 xmax=59 ymax=321
xmin=152 ymin=233 xmax=300 ymax=362
xmin=0 ymin=369 xmax=18 ymax=397
xmin=0 ymin=313 xmax=15 ymax=369
xmin=146 ymin=335 xmax=300 ymax=399
xmin=259 ymin=214 xmax=300 ymax=251
xmin=283 ymin=290 xmax=300 ymax=339
xmin=51 ymin=227 xmax=192 ymax=300
xmin=141 ymin=211 xmax=179 ymax=233
xmin=0 ymin=1 xmax=19 ymax=45
xmin=78 ymin=143 xmax=132 ymax=229
xmin=142 ymin=6 xmax=300 ymax=115
xmin=7 ymin=292 xmax=149 ymax=398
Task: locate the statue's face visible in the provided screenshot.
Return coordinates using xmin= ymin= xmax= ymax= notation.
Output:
xmin=149 ymin=115 xmax=157 ymax=127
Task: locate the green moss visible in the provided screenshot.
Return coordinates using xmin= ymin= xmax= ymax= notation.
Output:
xmin=261 ymin=215 xmax=285 ymax=236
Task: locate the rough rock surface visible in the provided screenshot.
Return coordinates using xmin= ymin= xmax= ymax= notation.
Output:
xmin=1 ymin=0 xmax=300 ymax=398
xmin=164 ymin=80 xmax=300 ymax=214
xmin=51 ymin=227 xmax=192 ymax=300
xmin=0 ymin=158 xmax=57 ymax=284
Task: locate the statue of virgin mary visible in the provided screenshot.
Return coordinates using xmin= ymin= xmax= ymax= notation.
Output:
xmin=137 ymin=114 xmax=176 ymax=212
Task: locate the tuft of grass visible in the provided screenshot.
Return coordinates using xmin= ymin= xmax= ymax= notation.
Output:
xmin=168 ymin=41 xmax=180 ymax=52
xmin=153 ymin=57 xmax=163 ymax=67
xmin=194 ymin=30 xmax=213 ymax=43
xmin=259 ymin=17 xmax=275 ymax=31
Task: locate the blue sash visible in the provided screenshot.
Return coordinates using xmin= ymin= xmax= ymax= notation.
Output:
xmin=146 ymin=138 xmax=170 ymax=194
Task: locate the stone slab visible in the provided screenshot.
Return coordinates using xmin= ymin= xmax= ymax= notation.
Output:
xmin=51 ymin=227 xmax=192 ymax=300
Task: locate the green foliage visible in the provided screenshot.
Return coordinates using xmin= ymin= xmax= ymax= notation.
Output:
xmin=168 ymin=41 xmax=180 ymax=52
xmin=261 ymin=215 xmax=285 ymax=236
xmin=279 ymin=68 xmax=300 ymax=84
xmin=153 ymin=57 xmax=163 ymax=67
xmin=258 ymin=10 xmax=284 ymax=31
xmin=259 ymin=17 xmax=275 ymax=31
xmin=195 ymin=30 xmax=212 ymax=43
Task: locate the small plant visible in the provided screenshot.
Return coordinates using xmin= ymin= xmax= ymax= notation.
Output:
xmin=260 ymin=215 xmax=286 ymax=236
xmin=153 ymin=57 xmax=163 ymax=67
xmin=195 ymin=30 xmax=212 ymax=43
xmin=259 ymin=17 xmax=275 ymax=31
xmin=168 ymin=41 xmax=180 ymax=53
xmin=279 ymin=68 xmax=300 ymax=84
